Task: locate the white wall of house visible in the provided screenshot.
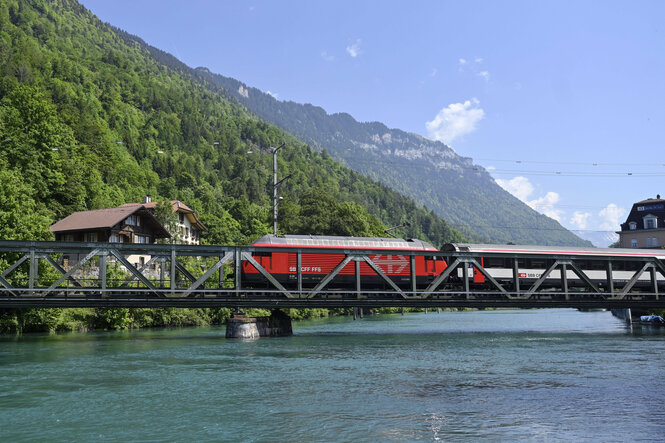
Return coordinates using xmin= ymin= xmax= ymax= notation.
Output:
xmin=176 ymin=212 xmax=201 ymax=245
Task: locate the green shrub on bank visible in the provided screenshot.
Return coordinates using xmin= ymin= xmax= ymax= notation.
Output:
xmin=0 ymin=307 xmax=340 ymax=334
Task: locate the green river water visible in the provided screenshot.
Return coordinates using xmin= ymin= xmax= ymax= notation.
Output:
xmin=1 ymin=308 xmax=664 ymax=441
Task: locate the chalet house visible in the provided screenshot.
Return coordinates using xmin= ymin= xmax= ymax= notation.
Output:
xmin=120 ymin=197 xmax=207 ymax=245
xmin=50 ymin=205 xmax=171 ymax=244
xmin=617 ymin=195 xmax=665 ymax=249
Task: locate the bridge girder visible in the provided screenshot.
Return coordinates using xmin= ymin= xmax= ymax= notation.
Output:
xmin=0 ymin=240 xmax=663 ymax=309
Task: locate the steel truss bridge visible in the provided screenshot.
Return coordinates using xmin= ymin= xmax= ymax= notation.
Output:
xmin=0 ymin=240 xmax=663 ymax=310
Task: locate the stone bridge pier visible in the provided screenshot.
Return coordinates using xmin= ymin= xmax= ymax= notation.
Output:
xmin=225 ymin=309 xmax=293 ymax=339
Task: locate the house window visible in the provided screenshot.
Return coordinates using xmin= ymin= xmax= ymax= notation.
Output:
xmin=647 ymin=237 xmax=658 ymax=248
xmin=85 ymin=232 xmax=98 ymax=242
xmin=644 ymin=215 xmax=657 ymax=229
xmin=179 ymin=213 xmax=184 ymax=224
xmin=629 ymin=222 xmax=637 ymax=230
xmin=110 ymin=233 xmax=119 ymax=243
xmin=631 ymin=239 xmax=638 ymax=248
xmin=135 ymin=235 xmax=150 ymax=244
xmin=126 ymin=215 xmax=141 ymax=226
xmin=63 ymin=234 xmax=75 ymax=242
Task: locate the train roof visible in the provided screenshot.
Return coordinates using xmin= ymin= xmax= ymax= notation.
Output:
xmin=442 ymin=243 xmax=665 ymax=258
xmin=252 ymin=235 xmax=437 ymax=250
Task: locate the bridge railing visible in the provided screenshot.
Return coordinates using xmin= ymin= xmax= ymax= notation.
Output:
xmin=0 ymin=240 xmax=663 ymax=308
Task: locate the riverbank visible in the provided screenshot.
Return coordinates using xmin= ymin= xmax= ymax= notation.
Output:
xmin=0 ymin=307 xmax=429 ymax=335
xmin=4 ymin=306 xmax=660 ymax=335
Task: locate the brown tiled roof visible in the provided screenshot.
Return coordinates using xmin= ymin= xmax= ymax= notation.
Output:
xmin=50 ymin=206 xmax=171 ymax=238
xmin=120 ymin=200 xmax=193 ymax=212
xmin=121 ymin=200 xmax=206 ymax=232
xmin=50 ymin=206 xmax=145 ymax=233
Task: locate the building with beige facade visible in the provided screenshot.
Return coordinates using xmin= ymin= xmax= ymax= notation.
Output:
xmin=617 ymin=195 xmax=665 ymax=249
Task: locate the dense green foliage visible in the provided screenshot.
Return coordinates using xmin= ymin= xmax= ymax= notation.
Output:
xmin=0 ymin=0 xmax=466 ymax=333
xmin=0 ymin=0 xmax=462 ymax=246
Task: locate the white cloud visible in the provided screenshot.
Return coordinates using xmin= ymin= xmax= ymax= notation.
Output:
xmin=430 ymin=68 xmax=438 ymax=77
xmin=238 ymin=85 xmax=249 ymax=98
xmin=495 ymin=176 xmax=534 ymax=201
xmin=321 ymin=51 xmax=335 ymax=62
xmin=598 ymin=203 xmax=626 ymax=231
xmin=486 ymin=165 xmax=496 ymax=171
xmin=266 ymin=91 xmax=278 ymax=99
xmin=458 ymin=56 xmax=490 ymax=82
xmin=346 ymin=39 xmax=362 ymax=58
xmin=570 ymin=211 xmax=591 ymax=229
xmin=528 ymin=191 xmax=563 ymax=222
xmin=425 ymin=99 xmax=485 ymax=144
xmin=495 ymin=176 xmax=564 ymax=222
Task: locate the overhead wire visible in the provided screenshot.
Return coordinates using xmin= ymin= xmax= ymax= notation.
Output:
xmin=328 ymin=151 xmax=665 ymax=177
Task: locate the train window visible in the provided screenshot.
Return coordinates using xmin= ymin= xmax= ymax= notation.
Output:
xmin=624 ymin=261 xmax=641 ymax=271
xmin=485 ymin=258 xmax=504 ymax=268
xmin=530 ymin=259 xmax=546 ymax=268
xmin=582 ymin=260 xmax=605 ymax=270
xmin=254 ymin=252 xmax=272 ymax=257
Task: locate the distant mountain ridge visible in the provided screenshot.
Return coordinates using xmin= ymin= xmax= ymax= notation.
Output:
xmin=188 ymin=69 xmax=591 ymax=247
xmin=105 ymin=22 xmax=590 ymax=246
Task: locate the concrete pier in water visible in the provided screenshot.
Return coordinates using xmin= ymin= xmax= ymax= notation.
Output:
xmin=225 ymin=310 xmax=293 ymax=339
xmin=611 ymin=308 xmax=633 ymax=324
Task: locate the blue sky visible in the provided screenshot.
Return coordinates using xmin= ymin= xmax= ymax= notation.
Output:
xmin=80 ymin=0 xmax=665 ymax=246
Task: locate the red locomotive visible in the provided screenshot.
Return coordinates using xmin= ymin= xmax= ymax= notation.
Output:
xmin=242 ymin=235 xmax=447 ymax=289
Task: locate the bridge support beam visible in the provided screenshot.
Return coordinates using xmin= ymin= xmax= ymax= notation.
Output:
xmin=611 ymin=308 xmax=632 ymax=325
xmin=225 ymin=309 xmax=293 ymax=339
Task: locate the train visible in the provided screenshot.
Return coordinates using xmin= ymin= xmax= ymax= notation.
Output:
xmin=241 ymin=235 xmax=665 ymax=292
xmin=442 ymin=243 xmax=665 ymax=291
xmin=242 ymin=234 xmax=446 ymax=289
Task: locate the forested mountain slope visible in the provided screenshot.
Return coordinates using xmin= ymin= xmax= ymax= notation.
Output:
xmin=190 ymin=71 xmax=592 ymax=247
xmin=0 ymin=0 xmax=464 ymax=247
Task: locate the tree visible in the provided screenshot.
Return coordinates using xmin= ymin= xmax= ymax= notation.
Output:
xmin=291 ymin=189 xmax=386 ymax=237
xmin=0 ymin=159 xmax=53 ymax=241
xmin=153 ymin=199 xmax=179 ymax=244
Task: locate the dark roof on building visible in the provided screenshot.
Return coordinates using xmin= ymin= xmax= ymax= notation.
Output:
xmin=619 ymin=195 xmax=665 ymax=231
xmin=50 ymin=205 xmax=171 ymax=238
xmin=635 ymin=196 xmax=664 ymax=205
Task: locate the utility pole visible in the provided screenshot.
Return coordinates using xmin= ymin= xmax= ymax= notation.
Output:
xmin=271 ymin=143 xmax=289 ymax=235
xmin=272 ymin=145 xmax=280 ymax=235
